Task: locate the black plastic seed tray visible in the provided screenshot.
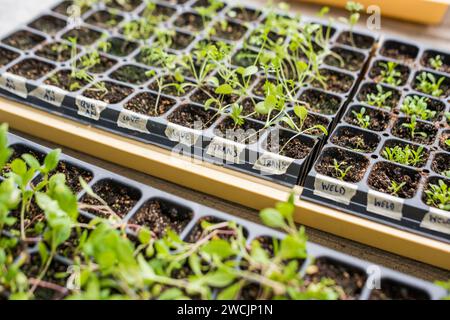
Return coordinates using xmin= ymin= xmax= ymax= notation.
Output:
xmin=0 ymin=0 xmax=375 ymax=187
xmin=302 ymin=35 xmax=450 ymax=242
xmin=2 ymin=131 xmax=447 ymax=300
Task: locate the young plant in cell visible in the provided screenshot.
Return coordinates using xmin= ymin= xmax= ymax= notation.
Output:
xmin=379 ymin=61 xmax=402 ymax=86
xmin=400 ymin=95 xmax=436 ymax=121
xmin=425 ymin=179 xmax=450 ymax=211
xmin=429 ymin=55 xmax=443 ymax=71
xmin=339 ymin=1 xmax=364 ymax=47
xmin=352 ymin=107 xmax=370 ymax=129
xmin=382 ymin=144 xmax=425 ymax=167
xmin=388 ymin=180 xmax=406 ymax=197
xmin=416 ymin=72 xmax=445 ymax=97
xmin=330 ymin=159 xmax=353 ymax=181
xmin=365 ymin=84 xmax=393 ymax=109
xmin=195 ymin=0 xmax=223 ymax=27
xmin=401 ymin=115 xmax=427 ymax=140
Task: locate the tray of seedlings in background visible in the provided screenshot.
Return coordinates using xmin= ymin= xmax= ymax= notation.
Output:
xmin=1 ymin=128 xmax=446 ymax=300
xmin=0 ymin=0 xmax=375 ymax=187
xmin=302 ymin=36 xmax=450 ymax=242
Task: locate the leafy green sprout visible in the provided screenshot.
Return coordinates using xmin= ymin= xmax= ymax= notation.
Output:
xmin=330 ymin=159 xmax=353 ymax=181
xmin=400 ymin=95 xmax=435 ymax=121
xmin=425 ymin=179 xmax=450 ymax=211
xmin=340 ymin=1 xmax=364 ymax=47
xmin=382 ymin=144 xmax=425 ymax=167
xmin=401 ymin=115 xmax=427 ymax=140
xmin=429 ymin=55 xmax=443 ymax=71
xmin=351 ymin=107 xmax=370 ymax=129
xmin=379 ymin=61 xmax=402 ymax=86
xmin=388 ymin=180 xmax=406 ymax=197
xmin=416 ymin=72 xmax=445 ymax=97
xmin=365 ymin=84 xmax=393 ymax=109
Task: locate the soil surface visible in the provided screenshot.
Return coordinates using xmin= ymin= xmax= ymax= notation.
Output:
xmin=315 ymin=147 xmax=369 ymax=183
xmin=148 ymin=75 xmax=193 ymax=97
xmin=212 ymin=21 xmax=247 ymax=41
xmin=185 ymin=216 xmax=245 ymax=243
xmin=8 ymin=59 xmax=54 ymax=80
xmin=421 ymin=51 xmax=450 ymax=74
xmin=303 ymin=258 xmax=367 ymax=300
xmin=241 ymin=97 xmax=267 ymax=122
xmin=325 ymin=47 xmax=365 ymax=72
xmin=391 ymin=118 xmax=437 ymax=145
xmin=107 ymin=37 xmax=138 ymax=57
xmin=85 ymin=55 xmax=117 ymax=74
xmin=7 ymin=200 xmax=44 ymax=238
xmin=369 ymin=60 xmax=410 ymax=86
xmin=86 ymin=10 xmax=123 ymax=29
xmin=107 ymin=0 xmax=142 ymax=11
xmin=281 ymin=112 xmax=330 ymax=136
xmin=174 ymin=13 xmax=207 ymax=32
xmin=110 ymin=65 xmax=149 ymax=85
xmin=216 ymin=118 xmax=264 ymax=145
xmin=2 ymin=30 xmax=44 ymax=50
xmin=358 ymin=83 xmax=400 ymax=110
xmin=53 ymin=1 xmax=90 ymax=16
xmin=431 ymin=153 xmax=450 ymax=176
xmin=312 ymin=69 xmax=354 ymax=94
xmin=125 ymin=92 xmax=176 ymax=116
xmin=300 ymin=89 xmax=341 ymax=115
xmin=141 ymin=3 xmax=176 ymax=19
xmin=167 ymin=104 xmax=217 ymax=129
xmin=228 ymin=7 xmax=261 ymax=22
xmin=247 ymin=30 xmax=285 ymax=48
xmin=380 ymin=42 xmax=418 ymax=64
xmin=83 ymin=82 xmax=133 ymax=104
xmin=29 ymin=15 xmax=66 ymax=35
xmin=62 ymin=27 xmax=101 ymax=46
xmin=0 ymin=47 xmax=19 ymax=67
xmin=45 ymin=69 xmax=88 ymax=92
xmin=345 ymin=106 xmax=391 ymax=132
xmin=331 ymin=127 xmax=379 ymax=153
xmin=336 ymin=31 xmax=374 ymax=50
xmin=368 ymin=162 xmax=420 ymax=198
xmin=130 ymin=200 xmax=193 ymax=238
xmin=369 ymin=280 xmax=430 ymax=300
xmin=190 ymin=86 xmax=239 ymax=106
xmin=266 ymin=131 xmax=312 ymax=159
xmin=232 ymin=48 xmax=259 ymax=67
xmin=192 ymin=0 xmax=225 ymax=11
xmin=36 ymin=42 xmax=76 ymax=62
xmin=80 ymin=180 xmax=140 ymax=218
xmin=52 ymin=161 xmax=93 ymax=193
xmin=169 ymin=32 xmax=194 ymax=50
xmin=439 ymin=131 xmax=450 ymax=152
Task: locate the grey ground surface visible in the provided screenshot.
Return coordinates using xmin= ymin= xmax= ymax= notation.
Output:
xmin=0 ymin=0 xmax=449 ymax=282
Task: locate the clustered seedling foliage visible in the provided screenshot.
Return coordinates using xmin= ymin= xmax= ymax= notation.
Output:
xmin=425 ymin=179 xmax=450 ymax=211
xmin=400 ymin=95 xmax=436 ymax=121
xmin=0 ymin=124 xmax=354 ymax=300
xmin=382 ymin=144 xmax=425 ymax=167
xmin=330 ymin=159 xmax=352 ymax=181
xmin=416 ymin=72 xmax=445 ymax=97
xmin=351 ymin=107 xmax=370 ymax=129
xmin=365 ymin=84 xmax=392 ymax=109
xmin=401 ymin=115 xmax=427 ymax=140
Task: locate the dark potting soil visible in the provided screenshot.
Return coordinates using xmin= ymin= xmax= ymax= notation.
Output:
xmin=368 ymin=162 xmax=420 ymax=199
xmin=140 ymin=3 xmax=176 ymax=19
xmin=331 ymin=127 xmax=379 ymax=153
xmin=2 ymin=30 xmax=45 ymax=51
xmin=369 ymin=279 xmax=430 ymax=300
xmin=228 ymin=7 xmax=261 ymax=22
xmin=130 ymin=199 xmax=193 ymax=238
xmin=86 ymin=10 xmax=124 ymax=29
xmin=216 ymin=118 xmax=264 ymax=145
xmin=439 ymin=131 xmax=450 ymax=152
xmin=312 ymin=69 xmax=354 ymax=94
xmin=192 ymin=0 xmax=225 ymax=11
xmin=431 ymin=153 xmax=450 ymax=176
xmin=369 ymin=60 xmax=411 ymax=86
xmin=240 ymin=97 xmax=268 ymax=122
xmin=169 ymin=32 xmax=195 ymax=50
xmin=391 ymin=118 xmax=438 ymax=145
xmin=1 ymin=144 xmax=45 ymax=177
xmin=358 ymin=83 xmax=400 ymax=110
xmin=163 ymin=0 xmax=190 ymax=4
xmin=266 ymin=131 xmax=312 ymax=159
xmin=315 ymin=147 xmax=369 ymax=183
xmin=324 ymin=47 xmax=365 ymax=72
xmin=380 ymin=41 xmax=419 ymax=65
xmin=185 ymin=216 xmax=245 ymax=243
xmin=85 ymin=55 xmax=117 ymax=74
xmin=345 ymin=105 xmax=391 ymax=132
xmin=53 ymin=1 xmax=91 ymax=16
xmin=303 ymin=258 xmax=367 ymax=300
xmin=125 ymin=92 xmax=176 ymax=116
xmin=107 ymin=37 xmax=138 ymax=57
xmin=7 ymin=200 xmax=45 ymax=238
xmin=62 ymin=27 xmax=102 ymax=46
xmin=174 ymin=13 xmax=208 ymax=32
xmin=190 ymin=86 xmax=239 ymax=106
xmin=106 ymin=0 xmax=142 ymax=11
xmin=300 ymin=89 xmax=342 ymax=115
xmin=52 ymin=161 xmax=93 ymax=193
xmin=83 ymin=81 xmax=133 ymax=104
xmin=56 ymin=229 xmax=83 ymax=258
xmin=232 ymin=48 xmax=259 ymax=67
xmin=110 ymin=65 xmax=150 ymax=85
xmin=0 ymin=47 xmax=19 ymax=67
xmin=45 ymin=69 xmax=88 ymax=92
xmin=8 ymin=59 xmax=55 ymax=80
xmin=336 ymin=31 xmax=374 ymax=50
xmin=281 ymin=112 xmax=330 ymax=136
xmin=421 ymin=51 xmax=450 ymax=74
xmin=29 ymin=15 xmax=66 ymax=35
xmin=35 ymin=42 xmax=76 ymax=62
xmin=167 ymin=104 xmax=217 ymax=129
xmin=247 ymin=30 xmax=285 ymax=48
xmin=79 ymin=180 xmax=141 ymax=218
xmin=212 ymin=21 xmax=247 ymax=41
xmin=148 ymin=76 xmax=194 ymax=97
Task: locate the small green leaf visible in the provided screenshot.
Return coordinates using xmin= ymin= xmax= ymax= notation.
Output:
xmin=204 ymin=270 xmax=235 ymax=288
xmin=215 ymin=84 xmax=233 ymax=95
xmin=260 ymin=208 xmax=286 ymax=229
xmin=44 ymin=149 xmax=61 ymax=173
xmin=243 ymin=65 xmax=258 ymax=77
xmin=217 ymin=282 xmax=241 ymax=300
xmin=21 ymin=154 xmax=40 ymax=170
xmin=201 ymin=239 xmax=235 ymax=259
xmin=138 ymin=227 xmax=152 ymax=245
xmin=293 ymin=105 xmax=308 ymax=121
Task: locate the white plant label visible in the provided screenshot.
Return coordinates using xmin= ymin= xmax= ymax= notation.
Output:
xmin=366 ymin=189 xmax=404 ymax=221
xmin=313 ymin=174 xmax=358 ymax=205
xmin=165 ymin=122 xmax=201 ymax=146
xmin=420 ymin=207 xmax=450 ymax=235
xmin=29 ymin=84 xmax=67 ymax=107
xmin=117 ymin=109 xmax=150 ymax=134
xmin=0 ymin=72 xmax=27 ymax=98
xmin=253 ymin=152 xmax=295 ymax=175
xmin=206 ymin=137 xmax=246 ymax=164
xmin=75 ymin=96 xmax=107 ymax=121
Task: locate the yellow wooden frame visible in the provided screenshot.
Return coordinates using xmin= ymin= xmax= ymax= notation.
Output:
xmin=1 ymin=97 xmax=449 ymax=270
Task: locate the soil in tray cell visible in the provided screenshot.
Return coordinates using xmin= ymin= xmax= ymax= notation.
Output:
xmin=79 ymin=179 xmax=141 ymax=219
xmin=412 ymin=71 xmax=450 ymax=99
xmin=105 ymin=37 xmax=138 ymax=57
xmin=299 ymin=89 xmax=342 ymax=116
xmin=422 ymin=177 xmax=450 ymax=210
xmin=315 ymin=147 xmax=369 ymax=183
xmin=369 ymin=279 xmax=430 ymax=300
xmin=336 ymin=31 xmax=375 ymax=50
xmin=215 ymin=118 xmax=264 ymax=145
xmin=331 ymin=126 xmax=380 ymax=153
xmin=227 ymin=6 xmax=261 ymax=22
xmin=367 ymin=161 xmax=421 ymax=199
xmin=381 ymin=140 xmax=429 ymax=168
xmin=167 ymin=104 xmax=218 ymax=129
xmin=22 ymin=255 xmax=70 ymax=300
xmin=344 ymin=105 xmax=391 ymax=132
xmin=7 ymin=200 xmax=45 ymax=238
xmin=280 ymin=111 xmax=330 ymax=136
xmin=106 ymin=0 xmax=142 ymax=11
xmin=391 ymin=117 xmax=438 ymax=145
xmin=421 ymin=50 xmax=450 ymax=74
xmin=2 ymin=30 xmax=45 ymax=51
xmin=86 ymin=10 xmax=124 ymax=29
xmin=129 ymin=199 xmax=193 ymax=238
xmin=192 ymin=0 xmax=225 ymax=12
xmin=62 ymin=27 xmax=102 ymax=46
xmin=125 ymin=91 xmax=176 ymax=116
xmin=8 ymin=58 xmax=55 ymax=80
xmin=51 ymin=160 xmax=93 ymax=193
xmin=400 ymin=94 xmax=445 ymax=121
xmin=264 ymin=129 xmax=314 ymax=159
xmin=28 ymin=15 xmax=67 ymax=35
xmin=303 ymin=257 xmax=367 ymax=300
xmin=148 ymin=75 xmax=194 ymax=97
xmin=45 ymin=69 xmax=88 ymax=92
xmin=439 ymin=131 xmax=450 ymax=152
xmin=174 ymin=12 xmax=209 ymax=32
xmin=190 ymin=85 xmax=239 ymax=106
xmin=211 ymin=20 xmax=247 ymax=41
xmin=0 ymin=47 xmax=19 ymax=67
xmin=139 ymin=3 xmax=176 ymax=19
xmin=380 ymin=40 xmax=419 ymax=65
xmin=53 ymin=1 xmax=91 ymax=16
xmin=82 ymin=81 xmax=133 ymax=104
xmin=185 ymin=216 xmax=247 ymax=243
xmin=324 ymin=47 xmax=366 ymax=72
xmin=357 ymin=82 xmax=401 ymax=110
xmin=431 ymin=153 xmax=450 ymax=177
xmin=240 ymin=97 xmax=268 ymax=122
xmin=312 ymin=69 xmax=354 ymax=94
xmin=246 ymin=30 xmax=286 ymax=49
xmin=35 ymin=42 xmax=78 ymax=62
xmin=79 ymin=54 xmax=117 ymax=74
xmin=110 ymin=65 xmax=150 ymax=85
xmin=369 ymin=60 xmax=411 ymax=87
xmin=165 ymin=31 xmax=195 ymax=51
xmin=252 ymin=77 xmax=280 ymax=98
xmin=1 ymin=143 xmax=46 ymax=177
xmin=232 ymin=48 xmax=259 ymax=67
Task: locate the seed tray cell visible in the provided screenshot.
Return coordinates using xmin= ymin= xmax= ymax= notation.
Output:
xmin=302 ymin=36 xmax=450 ymax=242
xmin=3 ymin=132 xmax=446 ymax=300
xmin=0 ymin=0 xmax=375 ymax=187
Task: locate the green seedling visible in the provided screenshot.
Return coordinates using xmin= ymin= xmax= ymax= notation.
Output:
xmin=400 ymin=95 xmax=435 ymax=121
xmin=425 ymin=179 xmax=450 ymax=211
xmin=416 ymin=72 xmax=445 ymax=97
xmin=330 ymin=159 xmax=353 ymax=181
xmin=429 ymin=55 xmax=443 ymax=71
xmin=379 ymin=61 xmax=402 ymax=86
xmin=382 ymin=144 xmax=425 ymax=167
xmin=401 ymin=115 xmax=427 ymax=140
xmin=352 ymin=107 xmax=370 ymax=129
xmin=365 ymin=84 xmax=393 ymax=109
xmin=388 ymin=180 xmax=406 ymax=197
